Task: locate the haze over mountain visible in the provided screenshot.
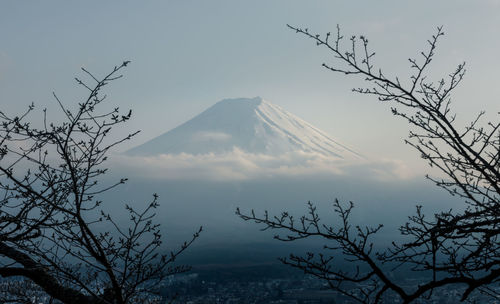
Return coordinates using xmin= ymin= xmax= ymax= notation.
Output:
xmin=127 ymin=97 xmax=361 ymax=159
xmin=114 ymin=98 xmax=449 ymax=249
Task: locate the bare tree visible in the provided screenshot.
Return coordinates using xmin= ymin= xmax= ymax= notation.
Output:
xmin=237 ymin=25 xmax=500 ymax=303
xmin=0 ymin=61 xmax=202 ymax=304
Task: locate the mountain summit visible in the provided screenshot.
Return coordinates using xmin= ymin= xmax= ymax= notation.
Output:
xmin=127 ymin=97 xmax=361 ymax=159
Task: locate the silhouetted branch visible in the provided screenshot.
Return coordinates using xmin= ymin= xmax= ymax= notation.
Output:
xmin=239 ymin=25 xmax=499 ymax=303
xmin=0 ymin=62 xmax=200 ymax=303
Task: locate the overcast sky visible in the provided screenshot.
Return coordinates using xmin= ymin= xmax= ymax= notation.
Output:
xmin=1 ymin=0 xmax=499 ymax=170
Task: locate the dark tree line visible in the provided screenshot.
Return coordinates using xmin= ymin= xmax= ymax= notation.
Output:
xmin=0 ymin=62 xmax=201 ymax=304
xmin=238 ymin=25 xmax=500 ymax=303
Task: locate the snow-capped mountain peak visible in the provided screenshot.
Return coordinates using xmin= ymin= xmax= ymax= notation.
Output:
xmin=127 ymin=97 xmax=361 ymax=159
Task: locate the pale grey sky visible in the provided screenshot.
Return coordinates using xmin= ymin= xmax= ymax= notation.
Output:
xmin=1 ymin=0 xmax=498 ymax=170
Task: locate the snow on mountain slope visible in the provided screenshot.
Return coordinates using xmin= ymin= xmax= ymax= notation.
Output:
xmin=127 ymin=97 xmax=362 ymax=159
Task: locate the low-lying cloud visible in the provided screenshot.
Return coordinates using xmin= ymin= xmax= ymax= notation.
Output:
xmin=110 ymin=148 xmax=419 ymax=182
xmin=191 ymin=131 xmax=232 ymax=142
